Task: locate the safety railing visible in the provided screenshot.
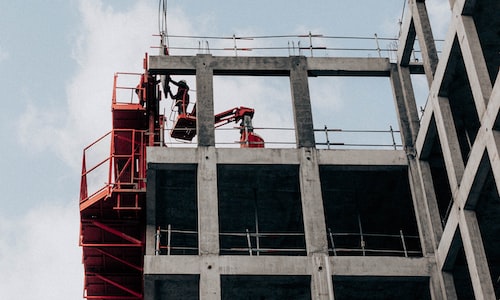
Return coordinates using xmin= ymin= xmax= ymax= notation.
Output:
xmin=219 ymin=230 xmax=306 ymax=256
xmin=327 ymin=228 xmax=422 ymax=257
xmin=153 ymin=226 xmax=421 ymax=257
xmin=163 ymin=125 xmax=403 ymax=150
xmin=79 ymin=128 xmax=148 ymax=207
xmin=315 ymin=125 xmax=402 ymax=150
xmin=112 ymin=72 xmax=144 ymax=106
xmin=159 ymin=32 xmax=445 ymax=61
xmin=155 ymin=225 xmax=198 ymax=255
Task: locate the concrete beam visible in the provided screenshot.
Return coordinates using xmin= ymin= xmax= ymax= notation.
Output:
xmin=332 ymin=257 xmax=432 ymax=277
xmin=144 ymin=255 xmax=311 ymax=275
xmin=144 ymin=255 xmax=433 ymax=278
xmin=307 ymin=57 xmax=392 ymax=77
xmin=147 ymin=147 xmax=409 ymax=167
xmin=149 ymin=55 xmax=395 ymax=77
xmin=318 ymin=149 xmax=407 ymax=166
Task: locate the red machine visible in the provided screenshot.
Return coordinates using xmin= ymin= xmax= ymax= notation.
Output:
xmin=170 ymin=104 xmax=265 ymax=148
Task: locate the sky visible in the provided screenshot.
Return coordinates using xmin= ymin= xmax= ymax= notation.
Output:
xmin=0 ymin=1 xmax=450 ymax=299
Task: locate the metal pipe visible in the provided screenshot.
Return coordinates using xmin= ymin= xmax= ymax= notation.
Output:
xmin=246 ymin=229 xmax=253 ymax=256
xmin=167 ymin=224 xmax=172 ymax=255
xmin=155 ymin=226 xmax=161 ymax=255
xmin=400 ymin=229 xmax=408 ymax=258
xmin=328 ymin=228 xmax=337 ymax=256
xmin=357 ymin=214 xmax=366 ymax=256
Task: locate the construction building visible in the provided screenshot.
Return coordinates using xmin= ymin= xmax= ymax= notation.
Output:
xmin=79 ymin=0 xmax=500 ymax=299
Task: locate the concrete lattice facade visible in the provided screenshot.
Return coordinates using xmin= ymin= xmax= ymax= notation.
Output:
xmin=143 ymin=0 xmax=500 ymax=298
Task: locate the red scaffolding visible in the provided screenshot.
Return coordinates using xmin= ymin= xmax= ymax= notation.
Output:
xmin=79 ymin=58 xmax=160 ymax=299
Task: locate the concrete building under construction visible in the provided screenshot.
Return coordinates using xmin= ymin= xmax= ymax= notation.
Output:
xmin=79 ymin=0 xmax=500 ymax=299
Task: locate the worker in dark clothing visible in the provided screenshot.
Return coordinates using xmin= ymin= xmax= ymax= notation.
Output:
xmin=166 ymin=77 xmax=190 ymax=115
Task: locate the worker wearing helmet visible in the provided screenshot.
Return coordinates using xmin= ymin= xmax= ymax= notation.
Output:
xmin=166 ymin=77 xmax=190 ymax=115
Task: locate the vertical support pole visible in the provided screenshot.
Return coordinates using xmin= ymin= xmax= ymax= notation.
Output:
xmin=328 ymin=228 xmax=336 ymax=256
xmin=308 ymin=31 xmax=314 ymax=57
xmin=167 ymin=224 xmax=172 ymax=256
xmin=374 ymin=33 xmax=381 ymax=58
xmin=357 ymin=213 xmax=366 ymax=256
xmin=246 ymin=229 xmax=253 ymax=256
xmin=290 ymin=56 xmax=315 ymax=148
xmin=400 ymin=229 xmax=408 ymax=257
xmin=233 ymin=34 xmax=238 ymax=56
xmin=155 ymin=226 xmax=160 ymax=255
xmin=253 ymin=190 xmax=260 ymax=256
xmin=390 ymin=125 xmax=397 ymax=150
xmin=324 ymin=125 xmax=330 ymax=150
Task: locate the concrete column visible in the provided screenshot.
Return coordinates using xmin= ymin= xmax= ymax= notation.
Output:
xmin=459 ymin=210 xmax=496 ymax=299
xmin=199 ymin=256 xmax=221 ymax=300
xmin=197 ymin=146 xmax=221 ymax=299
xmin=290 ymin=56 xmax=315 ymax=148
xmin=298 ymin=148 xmax=331 ymax=299
xmin=144 ymin=275 xmax=155 ymax=300
xmin=197 ymin=147 xmax=219 ymax=255
xmin=311 ymin=253 xmax=334 ymax=300
xmin=196 ymin=54 xmax=215 ymax=146
xmin=410 ymin=0 xmax=438 ymax=85
xmin=389 ymin=65 xmax=413 ymax=147
xmin=299 ymin=148 xmax=328 ymax=254
xmin=146 ymin=165 xmax=157 ymax=256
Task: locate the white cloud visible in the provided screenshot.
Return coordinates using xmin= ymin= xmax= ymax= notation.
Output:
xmin=0 ymin=201 xmax=83 ymax=299
xmin=0 ymin=45 xmax=8 ymax=62
xmin=16 ymin=0 xmax=196 ymax=169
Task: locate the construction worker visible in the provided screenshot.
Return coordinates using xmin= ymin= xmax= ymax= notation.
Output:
xmin=166 ymin=77 xmax=190 ymax=115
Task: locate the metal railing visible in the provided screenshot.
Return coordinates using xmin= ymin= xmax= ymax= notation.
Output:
xmin=327 ymin=228 xmax=422 ymax=257
xmin=163 ymin=125 xmax=403 ymax=149
xmin=155 ymin=225 xmax=198 ymax=255
xmin=79 ymin=128 xmax=147 ymax=206
xmin=219 ymin=230 xmax=306 ymax=256
xmin=160 ymin=32 xmax=444 ymax=60
xmin=315 ymin=125 xmax=402 ymax=150
xmin=154 ymin=225 xmax=421 ymax=257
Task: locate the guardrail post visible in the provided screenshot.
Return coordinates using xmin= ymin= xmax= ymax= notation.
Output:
xmin=167 ymin=224 xmax=172 ymax=255
xmin=400 ymin=229 xmax=408 ymax=257
xmin=324 ymin=125 xmax=331 ymax=149
xmin=155 ymin=226 xmax=161 ymax=255
xmin=390 ymin=125 xmax=397 ymax=150
xmin=245 ymin=229 xmax=253 ymax=256
xmin=328 ymin=228 xmax=336 ymax=256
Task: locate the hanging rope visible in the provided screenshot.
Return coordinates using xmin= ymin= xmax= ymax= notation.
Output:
xmin=158 ymin=0 xmax=169 ymax=49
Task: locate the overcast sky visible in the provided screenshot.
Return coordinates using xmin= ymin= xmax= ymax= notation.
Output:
xmin=0 ymin=1 xmax=450 ymax=299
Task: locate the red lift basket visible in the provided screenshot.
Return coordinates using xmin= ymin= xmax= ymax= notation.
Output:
xmin=170 ymin=114 xmax=197 ymax=141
